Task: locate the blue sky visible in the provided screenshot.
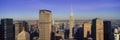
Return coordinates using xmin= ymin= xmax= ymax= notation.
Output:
xmin=0 ymin=0 xmax=120 ymax=20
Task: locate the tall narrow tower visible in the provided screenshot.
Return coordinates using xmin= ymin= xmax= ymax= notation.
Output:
xmin=0 ymin=18 xmax=14 ymax=40
xmin=92 ymin=18 xmax=104 ymax=40
xmin=83 ymin=21 xmax=92 ymax=40
xmin=69 ymin=6 xmax=74 ymax=38
xmin=39 ymin=10 xmax=52 ymax=40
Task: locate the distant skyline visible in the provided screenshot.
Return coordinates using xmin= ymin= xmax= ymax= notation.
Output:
xmin=0 ymin=0 xmax=120 ymax=20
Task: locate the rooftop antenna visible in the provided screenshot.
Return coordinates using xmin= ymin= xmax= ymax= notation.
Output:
xmin=70 ymin=4 xmax=74 ymax=16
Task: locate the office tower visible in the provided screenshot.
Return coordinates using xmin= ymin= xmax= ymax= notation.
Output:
xmin=104 ymin=21 xmax=112 ymax=40
xmin=17 ymin=27 xmax=30 ymax=40
xmin=29 ymin=21 xmax=39 ymax=40
xmin=39 ymin=10 xmax=52 ymax=40
xmin=83 ymin=22 xmax=92 ymax=40
xmin=0 ymin=24 xmax=2 ymax=40
xmin=76 ymin=26 xmax=84 ymax=40
xmin=14 ymin=22 xmax=22 ymax=40
xmin=22 ymin=21 xmax=29 ymax=32
xmin=64 ymin=26 xmax=70 ymax=39
xmin=91 ymin=18 xmax=104 ymax=40
xmin=0 ymin=18 xmax=14 ymax=40
xmin=69 ymin=6 xmax=74 ymax=38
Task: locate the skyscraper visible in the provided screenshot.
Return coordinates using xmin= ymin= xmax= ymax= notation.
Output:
xmin=39 ymin=10 xmax=52 ymax=40
xmin=83 ymin=21 xmax=92 ymax=40
xmin=22 ymin=21 xmax=29 ymax=32
xmin=0 ymin=18 xmax=15 ymax=40
xmin=104 ymin=21 xmax=112 ymax=40
xmin=0 ymin=24 xmax=2 ymax=40
xmin=14 ymin=22 xmax=22 ymax=40
xmin=91 ymin=18 xmax=104 ymax=40
xmin=69 ymin=6 xmax=74 ymax=38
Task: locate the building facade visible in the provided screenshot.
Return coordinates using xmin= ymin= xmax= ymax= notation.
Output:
xmin=104 ymin=21 xmax=112 ymax=40
xmin=39 ymin=10 xmax=52 ymax=40
xmin=0 ymin=18 xmax=15 ymax=40
xmin=83 ymin=22 xmax=92 ymax=40
xmin=14 ymin=22 xmax=22 ymax=40
xmin=92 ymin=18 xmax=104 ymax=40
xmin=22 ymin=21 xmax=29 ymax=32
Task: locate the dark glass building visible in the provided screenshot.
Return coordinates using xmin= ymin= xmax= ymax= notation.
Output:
xmin=104 ymin=21 xmax=112 ymax=40
xmin=91 ymin=18 xmax=104 ymax=40
xmin=22 ymin=21 xmax=29 ymax=32
xmin=0 ymin=18 xmax=15 ymax=40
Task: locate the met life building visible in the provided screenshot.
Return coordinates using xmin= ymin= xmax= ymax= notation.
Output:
xmin=38 ymin=10 xmax=52 ymax=40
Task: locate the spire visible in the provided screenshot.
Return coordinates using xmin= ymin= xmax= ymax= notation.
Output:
xmin=70 ymin=5 xmax=74 ymax=16
xmin=69 ymin=4 xmax=74 ymax=38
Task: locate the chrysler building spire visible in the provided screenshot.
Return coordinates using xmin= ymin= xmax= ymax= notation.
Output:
xmin=69 ymin=5 xmax=74 ymax=38
xmin=70 ymin=5 xmax=74 ymax=16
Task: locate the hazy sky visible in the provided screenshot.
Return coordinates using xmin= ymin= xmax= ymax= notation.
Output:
xmin=0 ymin=0 xmax=120 ymax=20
